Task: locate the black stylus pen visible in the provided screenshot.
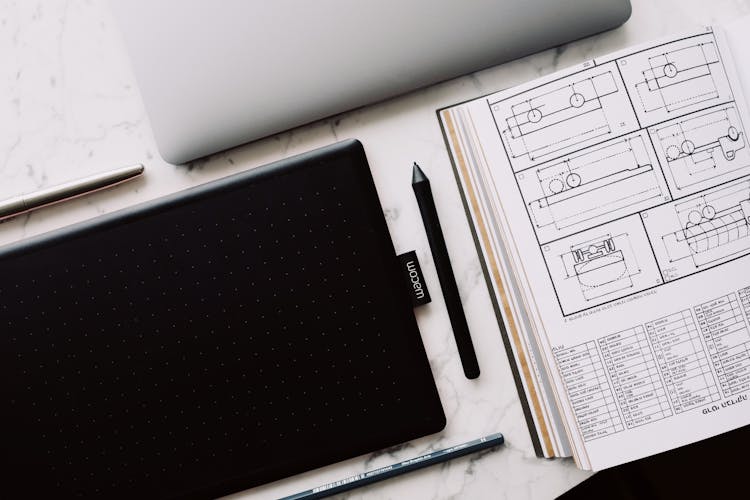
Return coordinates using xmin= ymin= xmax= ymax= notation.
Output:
xmin=412 ymin=163 xmax=480 ymax=379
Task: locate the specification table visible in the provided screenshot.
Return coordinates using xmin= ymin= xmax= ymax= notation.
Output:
xmin=646 ymin=310 xmax=719 ymax=413
xmin=556 ymin=288 xmax=750 ymax=448
xmin=695 ymin=293 xmax=750 ymax=397
xmin=555 ymin=342 xmax=623 ymax=442
xmin=598 ymin=327 xmax=672 ymax=429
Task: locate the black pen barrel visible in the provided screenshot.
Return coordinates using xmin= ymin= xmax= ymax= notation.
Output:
xmin=412 ymin=176 xmax=480 ymax=379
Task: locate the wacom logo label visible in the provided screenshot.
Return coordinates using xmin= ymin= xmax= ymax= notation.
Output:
xmin=407 ymin=261 xmax=425 ymax=299
xmin=398 ymin=250 xmax=431 ymax=307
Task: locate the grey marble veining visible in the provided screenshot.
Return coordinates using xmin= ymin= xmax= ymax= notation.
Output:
xmin=2 ymin=1 xmax=749 ymax=498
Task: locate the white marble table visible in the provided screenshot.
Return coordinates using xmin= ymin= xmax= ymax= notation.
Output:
xmin=2 ymin=1 xmax=749 ymax=498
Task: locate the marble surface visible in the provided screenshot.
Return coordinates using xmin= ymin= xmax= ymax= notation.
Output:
xmin=2 ymin=0 xmax=750 ymax=498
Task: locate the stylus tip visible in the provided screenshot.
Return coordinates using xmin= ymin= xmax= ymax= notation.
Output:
xmin=412 ymin=163 xmax=428 ymax=184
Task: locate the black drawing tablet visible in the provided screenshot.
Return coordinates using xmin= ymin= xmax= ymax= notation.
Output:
xmin=0 ymin=140 xmax=445 ymax=499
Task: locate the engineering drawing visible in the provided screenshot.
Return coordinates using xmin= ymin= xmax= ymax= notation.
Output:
xmin=500 ymin=71 xmax=618 ymax=164
xmin=662 ymin=178 xmax=750 ymax=268
xmin=653 ymin=105 xmax=747 ymax=192
xmin=634 ymin=41 xmax=721 ymax=114
xmin=561 ymin=233 xmax=642 ymax=302
xmin=525 ymin=134 xmax=667 ymax=239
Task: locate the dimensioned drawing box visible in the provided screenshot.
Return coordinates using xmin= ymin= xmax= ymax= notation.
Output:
xmin=0 ymin=139 xmax=445 ymax=498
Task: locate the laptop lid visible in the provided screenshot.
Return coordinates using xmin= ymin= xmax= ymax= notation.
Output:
xmin=110 ymin=0 xmax=631 ymax=164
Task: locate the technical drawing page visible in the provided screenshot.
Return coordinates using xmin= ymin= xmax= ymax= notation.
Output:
xmin=440 ymin=26 xmax=750 ymax=470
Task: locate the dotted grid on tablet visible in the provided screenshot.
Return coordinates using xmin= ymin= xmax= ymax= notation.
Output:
xmin=0 ymin=148 xmax=444 ymax=498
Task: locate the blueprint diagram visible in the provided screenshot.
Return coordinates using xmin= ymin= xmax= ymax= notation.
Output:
xmin=617 ymin=31 xmax=733 ymax=127
xmin=489 ymin=29 xmax=750 ymax=315
xmin=490 ymin=61 xmax=639 ymax=173
xmin=643 ymin=177 xmax=750 ymax=281
xmin=541 ymin=216 xmax=663 ymax=315
xmin=650 ymin=104 xmax=749 ymax=196
xmin=517 ymin=131 xmax=670 ymax=243
xmin=562 ymin=232 xmax=641 ymax=302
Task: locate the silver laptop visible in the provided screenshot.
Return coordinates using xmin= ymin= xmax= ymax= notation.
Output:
xmin=110 ymin=0 xmax=631 ymax=164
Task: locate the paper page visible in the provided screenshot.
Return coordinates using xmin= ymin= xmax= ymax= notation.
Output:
xmin=445 ymin=107 xmax=573 ymax=458
xmin=440 ymin=26 xmax=750 ymax=470
xmin=723 ymin=16 xmax=750 ymax=101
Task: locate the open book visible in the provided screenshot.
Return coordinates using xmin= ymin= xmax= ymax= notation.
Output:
xmin=438 ymin=21 xmax=750 ymax=470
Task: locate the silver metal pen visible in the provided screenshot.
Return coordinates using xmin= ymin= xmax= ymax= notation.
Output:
xmin=0 ymin=164 xmax=144 ymax=222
